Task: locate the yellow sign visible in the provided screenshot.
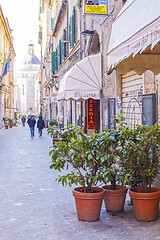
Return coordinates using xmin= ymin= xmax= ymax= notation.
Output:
xmin=85 ymin=5 xmax=107 ymax=14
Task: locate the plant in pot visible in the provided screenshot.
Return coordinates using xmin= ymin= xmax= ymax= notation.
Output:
xmin=3 ymin=117 xmax=9 ymax=129
xmin=48 ymin=119 xmax=58 ymax=127
xmin=119 ymin=124 xmax=160 ymax=221
xmin=48 ymin=125 xmax=106 ymax=222
xmin=48 ymin=124 xmax=66 ymax=145
xmin=44 ymin=118 xmax=48 ymax=128
xmin=101 ymin=128 xmax=128 ymax=213
xmin=8 ymin=118 xmax=13 ymax=128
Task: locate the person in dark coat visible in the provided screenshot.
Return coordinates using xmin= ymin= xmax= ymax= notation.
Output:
xmin=21 ymin=115 xmax=26 ymax=126
xmin=27 ymin=115 xmax=36 ymax=137
xmin=37 ymin=116 xmax=45 ymax=137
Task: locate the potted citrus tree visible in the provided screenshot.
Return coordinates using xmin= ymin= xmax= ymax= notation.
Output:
xmin=48 ymin=125 xmax=106 ymax=222
xmin=119 ymin=124 xmax=160 ymax=221
xmin=101 ymin=128 xmax=128 ymax=213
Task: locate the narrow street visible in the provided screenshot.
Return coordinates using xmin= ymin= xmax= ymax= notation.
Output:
xmin=0 ymin=125 xmax=160 ymax=240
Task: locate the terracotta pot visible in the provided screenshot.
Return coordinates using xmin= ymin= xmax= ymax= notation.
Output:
xmin=102 ymin=185 xmax=128 ymax=212
xmin=5 ymin=124 xmax=8 ymax=129
xmin=129 ymin=187 xmax=160 ymax=221
xmin=10 ymin=124 xmax=12 ymax=128
xmin=72 ymin=187 xmax=105 ymax=222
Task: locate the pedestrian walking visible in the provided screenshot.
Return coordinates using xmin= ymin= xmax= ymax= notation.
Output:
xmin=37 ymin=115 xmax=45 ymax=137
xmin=21 ymin=115 xmax=26 ymax=126
xmin=27 ymin=115 xmax=36 ymax=137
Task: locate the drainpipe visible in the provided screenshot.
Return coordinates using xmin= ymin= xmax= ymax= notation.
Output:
xmin=79 ymin=2 xmax=82 ymax=60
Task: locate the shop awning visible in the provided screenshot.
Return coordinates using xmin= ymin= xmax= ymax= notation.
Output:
xmin=58 ymin=53 xmax=102 ymax=100
xmin=107 ymin=0 xmax=160 ymax=74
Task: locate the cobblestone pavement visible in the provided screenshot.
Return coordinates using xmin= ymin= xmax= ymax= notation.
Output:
xmin=0 ymin=124 xmax=160 ymax=240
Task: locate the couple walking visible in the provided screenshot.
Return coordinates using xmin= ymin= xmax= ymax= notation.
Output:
xmin=27 ymin=115 xmax=45 ymax=137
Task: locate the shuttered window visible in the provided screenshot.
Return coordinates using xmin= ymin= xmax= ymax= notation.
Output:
xmin=72 ymin=6 xmax=75 ymax=46
xmin=52 ymin=51 xmax=57 ymax=73
xmin=51 ymin=18 xmax=54 ymax=30
xmin=58 ymin=41 xmax=61 ymax=67
xmin=69 ymin=6 xmax=75 ymax=49
xmin=56 ymin=48 xmax=58 ymax=71
xmin=62 ymin=29 xmax=66 ymax=61
xmin=142 ymin=94 xmax=157 ymax=126
xmin=69 ymin=17 xmax=72 ymax=48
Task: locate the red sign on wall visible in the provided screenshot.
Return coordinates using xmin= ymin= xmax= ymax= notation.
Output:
xmin=88 ymin=98 xmax=95 ymax=129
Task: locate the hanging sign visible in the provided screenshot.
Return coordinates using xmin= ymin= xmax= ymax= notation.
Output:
xmin=88 ymin=98 xmax=95 ymax=129
xmin=84 ymin=0 xmax=107 ymax=15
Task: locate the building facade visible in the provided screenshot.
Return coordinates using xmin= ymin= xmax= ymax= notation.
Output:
xmin=38 ymin=0 xmax=160 ymax=138
xmin=0 ymin=5 xmax=16 ymax=127
xmin=38 ymin=0 xmax=116 ymax=132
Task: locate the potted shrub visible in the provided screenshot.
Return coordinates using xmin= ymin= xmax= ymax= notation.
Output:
xmin=48 ymin=124 xmax=66 ymax=145
xmin=119 ymin=124 xmax=160 ymax=221
xmin=3 ymin=117 xmax=9 ymax=129
xmin=101 ymin=128 xmax=128 ymax=212
xmin=48 ymin=119 xmax=58 ymax=127
xmin=8 ymin=118 xmax=13 ymax=128
xmin=48 ymin=125 xmax=106 ymax=222
xmin=44 ymin=118 xmax=48 ymax=128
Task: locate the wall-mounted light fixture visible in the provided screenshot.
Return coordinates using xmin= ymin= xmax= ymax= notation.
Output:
xmin=52 ymin=75 xmax=58 ymax=79
xmin=81 ymin=30 xmax=94 ymax=36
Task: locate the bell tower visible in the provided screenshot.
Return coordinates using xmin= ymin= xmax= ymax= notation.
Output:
xmin=28 ymin=41 xmax=34 ymax=55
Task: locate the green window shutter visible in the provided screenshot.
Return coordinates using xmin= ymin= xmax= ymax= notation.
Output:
xmin=51 ymin=18 xmax=54 ymax=30
xmin=61 ymin=40 xmax=64 ymax=62
xmin=40 ymin=6 xmax=44 ymax=13
xmin=52 ymin=51 xmax=57 ymax=73
xmin=72 ymin=7 xmax=75 ymax=46
xmin=69 ymin=17 xmax=72 ymax=48
xmin=58 ymin=40 xmax=61 ymax=67
xmin=62 ymin=29 xmax=66 ymax=61
xmin=55 ymin=48 xmax=58 ymax=70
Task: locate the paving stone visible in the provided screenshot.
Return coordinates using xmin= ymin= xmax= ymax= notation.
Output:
xmin=0 ymin=124 xmax=160 ymax=240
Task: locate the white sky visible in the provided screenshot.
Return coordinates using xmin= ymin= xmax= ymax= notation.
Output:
xmin=0 ymin=0 xmax=40 ymax=70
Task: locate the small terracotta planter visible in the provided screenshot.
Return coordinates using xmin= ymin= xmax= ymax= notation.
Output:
xmin=72 ymin=187 xmax=105 ymax=222
xmin=129 ymin=187 xmax=160 ymax=221
xmin=10 ymin=124 xmax=12 ymax=128
xmin=5 ymin=124 xmax=8 ymax=129
xmin=102 ymin=185 xmax=128 ymax=212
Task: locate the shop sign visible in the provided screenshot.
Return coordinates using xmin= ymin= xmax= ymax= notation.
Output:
xmin=88 ymin=98 xmax=95 ymax=129
xmin=74 ymin=91 xmax=97 ymax=99
xmin=84 ymin=0 xmax=107 ymax=15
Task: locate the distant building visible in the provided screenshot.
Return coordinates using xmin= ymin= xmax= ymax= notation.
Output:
xmin=16 ymin=43 xmax=40 ymax=116
xmin=0 ymin=5 xmax=16 ymax=128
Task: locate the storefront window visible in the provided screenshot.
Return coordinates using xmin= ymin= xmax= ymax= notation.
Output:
xmin=76 ymin=100 xmax=83 ymax=127
xmin=142 ymin=94 xmax=156 ymax=126
xmin=67 ymin=100 xmax=72 ymax=125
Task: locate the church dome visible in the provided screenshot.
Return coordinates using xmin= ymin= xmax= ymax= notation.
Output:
xmin=22 ymin=54 xmax=40 ymax=65
xmin=22 ymin=42 xmax=40 ymax=65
